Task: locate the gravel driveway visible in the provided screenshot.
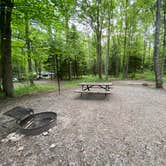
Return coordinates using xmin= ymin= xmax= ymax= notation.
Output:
xmin=0 ymin=80 xmax=166 ymax=166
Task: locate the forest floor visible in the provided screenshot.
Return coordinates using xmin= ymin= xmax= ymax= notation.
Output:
xmin=1 ymin=80 xmax=166 ymax=165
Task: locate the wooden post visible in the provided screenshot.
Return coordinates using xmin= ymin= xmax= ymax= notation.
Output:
xmin=55 ymin=55 xmax=60 ymax=95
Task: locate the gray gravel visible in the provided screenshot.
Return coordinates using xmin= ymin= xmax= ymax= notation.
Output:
xmin=1 ymin=80 xmax=166 ymax=166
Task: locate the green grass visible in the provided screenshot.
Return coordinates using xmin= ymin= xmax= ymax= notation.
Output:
xmin=63 ymin=75 xmax=109 ymax=88
xmin=0 ymin=92 xmax=5 ymax=98
xmin=134 ymin=71 xmax=155 ymax=81
xmin=14 ymin=84 xmax=57 ymax=96
xmin=2 ymin=72 xmax=166 ymax=98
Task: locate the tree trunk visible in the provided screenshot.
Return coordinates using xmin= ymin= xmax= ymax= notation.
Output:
xmin=96 ymin=31 xmax=102 ymax=79
xmin=96 ymin=0 xmax=102 ymax=79
xmin=161 ymin=1 xmax=166 ymax=77
xmin=105 ymin=2 xmax=111 ymax=81
xmin=68 ymin=59 xmax=71 ymax=80
xmin=142 ymin=39 xmax=147 ymax=72
xmin=74 ymin=55 xmax=78 ymax=78
xmin=122 ymin=17 xmax=128 ymax=77
xmin=55 ymin=55 xmax=60 ymax=95
xmin=122 ymin=0 xmax=129 ymax=78
xmin=25 ymin=13 xmax=33 ymax=85
xmin=0 ymin=0 xmax=14 ymax=97
xmin=154 ymin=0 xmax=162 ymax=88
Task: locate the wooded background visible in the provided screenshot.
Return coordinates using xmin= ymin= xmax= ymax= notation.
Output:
xmin=0 ymin=0 xmax=165 ymax=97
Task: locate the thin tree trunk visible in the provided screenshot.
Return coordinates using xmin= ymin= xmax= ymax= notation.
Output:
xmin=161 ymin=1 xmax=166 ymax=77
xmin=25 ymin=12 xmax=33 ymax=85
xmin=0 ymin=0 xmax=14 ymax=97
xmin=122 ymin=3 xmax=128 ymax=78
xmin=34 ymin=59 xmax=38 ymax=76
xmin=96 ymin=0 xmax=102 ymax=79
xmin=122 ymin=27 xmax=127 ymax=78
xmin=55 ymin=55 xmax=60 ymax=95
xmin=105 ymin=1 xmax=111 ymax=81
xmin=74 ymin=55 xmax=78 ymax=78
xmin=65 ymin=18 xmax=71 ymax=80
xmin=96 ymin=31 xmax=102 ymax=79
xmin=148 ymin=41 xmax=152 ymax=69
xmin=68 ymin=59 xmax=71 ymax=80
xmin=53 ymin=55 xmax=56 ymax=79
xmin=142 ymin=39 xmax=147 ymax=72
xmin=154 ymin=0 xmax=162 ymax=88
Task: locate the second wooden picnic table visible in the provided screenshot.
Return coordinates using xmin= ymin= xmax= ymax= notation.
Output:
xmin=74 ymin=82 xmax=112 ymax=96
xmin=80 ymin=82 xmax=113 ymax=91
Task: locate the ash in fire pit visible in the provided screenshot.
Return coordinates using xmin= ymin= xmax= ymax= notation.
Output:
xmin=4 ymin=107 xmax=57 ymax=136
xmin=18 ymin=112 xmax=57 ymax=136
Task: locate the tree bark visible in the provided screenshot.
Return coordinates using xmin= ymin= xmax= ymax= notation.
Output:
xmin=0 ymin=0 xmax=14 ymax=97
xmin=25 ymin=12 xmax=33 ymax=85
xmin=142 ymin=39 xmax=147 ymax=72
xmin=55 ymin=55 xmax=60 ymax=95
xmin=96 ymin=31 xmax=102 ymax=79
xmin=122 ymin=0 xmax=128 ymax=78
xmin=96 ymin=0 xmax=102 ymax=79
xmin=161 ymin=0 xmax=166 ymax=77
xmin=154 ymin=0 xmax=163 ymax=88
xmin=105 ymin=1 xmax=112 ymax=81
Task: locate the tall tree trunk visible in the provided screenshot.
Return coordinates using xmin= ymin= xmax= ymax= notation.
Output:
xmin=122 ymin=0 xmax=128 ymax=78
xmin=0 ymin=0 xmax=14 ymax=97
xmin=142 ymin=39 xmax=147 ymax=72
xmin=55 ymin=55 xmax=60 ymax=95
xmin=74 ymin=55 xmax=78 ymax=78
xmin=25 ymin=13 xmax=33 ymax=85
xmin=161 ymin=1 xmax=166 ymax=77
xmin=96 ymin=0 xmax=102 ymax=79
xmin=65 ymin=18 xmax=71 ymax=80
xmin=148 ymin=41 xmax=152 ymax=69
xmin=105 ymin=1 xmax=111 ymax=81
xmin=154 ymin=0 xmax=162 ymax=88
xmin=96 ymin=31 xmax=102 ymax=79
xmin=34 ymin=59 xmax=38 ymax=76
xmin=68 ymin=59 xmax=71 ymax=80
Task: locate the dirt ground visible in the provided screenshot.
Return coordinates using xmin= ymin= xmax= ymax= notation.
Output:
xmin=1 ymin=80 xmax=166 ymax=166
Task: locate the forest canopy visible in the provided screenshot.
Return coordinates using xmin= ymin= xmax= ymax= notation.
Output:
xmin=0 ymin=0 xmax=165 ymax=97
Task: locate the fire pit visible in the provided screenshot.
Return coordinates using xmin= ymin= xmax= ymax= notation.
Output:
xmin=18 ymin=112 xmax=57 ymax=136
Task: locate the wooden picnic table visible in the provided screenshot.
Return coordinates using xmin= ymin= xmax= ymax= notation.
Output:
xmin=74 ymin=82 xmax=113 ymax=96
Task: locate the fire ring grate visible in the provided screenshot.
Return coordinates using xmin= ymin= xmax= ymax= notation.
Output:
xmin=17 ymin=112 xmax=57 ymax=136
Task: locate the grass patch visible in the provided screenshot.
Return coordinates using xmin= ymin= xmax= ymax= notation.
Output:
xmin=134 ymin=71 xmax=155 ymax=81
xmin=11 ymin=75 xmax=109 ymax=97
xmin=14 ymin=84 xmax=57 ymax=96
xmin=5 ymin=72 xmax=166 ymax=98
xmin=63 ymin=75 xmax=109 ymax=88
xmin=0 ymin=92 xmax=5 ymax=98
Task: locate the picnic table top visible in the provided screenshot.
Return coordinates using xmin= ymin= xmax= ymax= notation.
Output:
xmin=79 ymin=82 xmax=113 ymax=86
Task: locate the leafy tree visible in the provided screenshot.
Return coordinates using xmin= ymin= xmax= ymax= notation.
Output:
xmin=0 ymin=0 xmax=14 ymax=97
xmin=154 ymin=0 xmax=162 ymax=88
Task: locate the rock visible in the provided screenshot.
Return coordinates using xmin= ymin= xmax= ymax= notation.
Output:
xmin=69 ymin=162 xmax=76 ymax=166
xmin=142 ymin=83 xmax=148 ymax=86
xmin=42 ymin=132 xmax=49 ymax=136
xmin=18 ymin=146 xmax=24 ymax=152
xmin=50 ymin=143 xmax=56 ymax=149
xmin=1 ymin=132 xmax=23 ymax=143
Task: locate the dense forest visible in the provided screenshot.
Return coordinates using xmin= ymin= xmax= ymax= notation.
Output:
xmin=0 ymin=0 xmax=166 ymax=97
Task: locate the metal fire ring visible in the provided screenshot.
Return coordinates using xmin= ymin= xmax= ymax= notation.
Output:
xmin=17 ymin=112 xmax=57 ymax=136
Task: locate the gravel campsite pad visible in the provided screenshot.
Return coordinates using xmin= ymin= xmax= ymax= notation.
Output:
xmin=1 ymin=80 xmax=166 ymax=165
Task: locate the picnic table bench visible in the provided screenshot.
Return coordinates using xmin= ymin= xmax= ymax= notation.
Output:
xmin=74 ymin=82 xmax=112 ymax=96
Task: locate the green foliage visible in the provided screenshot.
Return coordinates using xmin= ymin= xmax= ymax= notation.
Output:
xmin=133 ymin=71 xmax=155 ymax=81
xmin=14 ymin=84 xmax=57 ymax=96
xmin=2 ymin=0 xmax=164 ymax=90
